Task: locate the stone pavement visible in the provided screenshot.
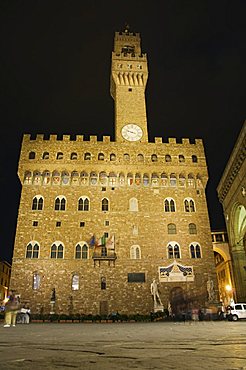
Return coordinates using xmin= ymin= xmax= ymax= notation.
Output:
xmin=0 ymin=321 xmax=246 ymax=370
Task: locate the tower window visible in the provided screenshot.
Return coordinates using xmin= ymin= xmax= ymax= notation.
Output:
xmin=80 ymin=221 xmax=85 ymax=227
xmin=165 ymin=154 xmax=171 ymax=162
xmin=71 ymin=152 xmax=77 ymax=160
xmin=128 ymin=88 xmax=132 ymax=92
xmin=192 ymin=155 xmax=198 ymax=163
xmin=72 ymin=274 xmax=79 ymax=290
xmin=56 ymin=221 xmax=61 ymax=227
xmin=184 ymin=198 xmax=195 ymax=212
xmin=29 ymin=152 xmax=35 ymax=160
xmin=75 ymin=243 xmax=89 ymax=259
xmin=33 ymin=221 xmax=38 ymax=227
xmin=51 ymin=243 xmax=64 ymax=259
xmin=56 ymin=152 xmax=63 ymax=160
xmin=84 ymin=152 xmax=91 ymax=160
xmin=43 ymin=152 xmax=49 ymax=160
xmin=101 ymin=277 xmax=106 ymax=290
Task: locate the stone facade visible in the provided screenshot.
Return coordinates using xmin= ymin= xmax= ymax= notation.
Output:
xmin=10 ymin=28 xmax=218 ymax=316
xmin=217 ymin=121 xmax=246 ymax=302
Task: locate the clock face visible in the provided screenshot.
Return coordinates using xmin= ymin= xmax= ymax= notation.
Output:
xmin=121 ymin=124 xmax=143 ymax=141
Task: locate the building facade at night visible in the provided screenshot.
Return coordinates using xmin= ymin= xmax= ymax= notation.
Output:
xmin=11 ymin=28 xmax=218 ymax=316
xmin=217 ymin=121 xmax=246 ymax=303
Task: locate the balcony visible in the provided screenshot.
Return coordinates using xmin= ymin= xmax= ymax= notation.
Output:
xmin=92 ymin=247 xmax=117 ymax=267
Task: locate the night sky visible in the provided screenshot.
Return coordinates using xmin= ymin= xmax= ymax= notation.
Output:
xmin=0 ymin=1 xmax=245 ymax=263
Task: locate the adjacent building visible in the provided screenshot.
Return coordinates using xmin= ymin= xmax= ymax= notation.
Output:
xmin=10 ymin=27 xmax=218 ymax=316
xmin=0 ymin=261 xmax=11 ymax=302
xmin=217 ymin=121 xmax=246 ymax=302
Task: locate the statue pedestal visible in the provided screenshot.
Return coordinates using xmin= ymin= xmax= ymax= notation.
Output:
xmin=154 ymin=302 xmax=164 ymax=313
xmin=50 ymin=301 xmax=55 ymax=315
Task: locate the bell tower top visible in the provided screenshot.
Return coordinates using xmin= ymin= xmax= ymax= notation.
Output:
xmin=113 ymin=26 xmax=142 ymax=55
xmin=111 ymin=27 xmax=149 ymax=143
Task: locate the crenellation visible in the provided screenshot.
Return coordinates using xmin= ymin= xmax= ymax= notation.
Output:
xmin=154 ymin=137 xmax=163 ymax=144
xmin=90 ymin=135 xmax=97 ymax=142
xmin=168 ymin=138 xmax=176 ymax=144
xmin=103 ymin=136 xmax=111 ymax=143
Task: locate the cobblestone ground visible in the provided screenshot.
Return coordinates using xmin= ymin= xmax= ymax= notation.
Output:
xmin=0 ymin=321 xmax=246 ymax=370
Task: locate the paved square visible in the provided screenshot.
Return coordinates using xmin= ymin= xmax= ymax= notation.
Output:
xmin=1 ymin=321 xmax=246 ymax=369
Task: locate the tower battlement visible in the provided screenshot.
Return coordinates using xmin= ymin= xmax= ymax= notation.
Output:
xmin=22 ymin=134 xmax=203 ymax=147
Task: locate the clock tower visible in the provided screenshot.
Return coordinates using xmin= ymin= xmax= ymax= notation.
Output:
xmin=110 ymin=26 xmax=149 ymax=142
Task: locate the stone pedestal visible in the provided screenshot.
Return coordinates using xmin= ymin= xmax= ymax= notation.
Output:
xmin=154 ymin=302 xmax=164 ymax=313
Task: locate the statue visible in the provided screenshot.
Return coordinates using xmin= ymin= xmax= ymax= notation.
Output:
xmin=51 ymin=288 xmax=56 ymax=303
xmin=151 ymin=279 xmax=163 ymax=306
xmin=207 ymin=279 xmax=214 ymax=302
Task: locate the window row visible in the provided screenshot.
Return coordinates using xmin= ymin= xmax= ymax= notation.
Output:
xmin=26 ymin=241 xmax=202 ymax=260
xmin=24 ymin=170 xmax=203 ymax=188
xmin=28 ymin=151 xmax=199 ymax=163
xmin=32 ymin=196 xmax=196 ymax=213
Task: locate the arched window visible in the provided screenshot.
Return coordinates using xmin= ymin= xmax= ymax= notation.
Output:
xmin=179 ymin=155 xmax=185 ymax=163
xmin=51 ymin=242 xmax=64 ymax=259
xmin=190 ymin=243 xmax=201 ymax=258
xmin=129 ymin=197 xmax=138 ymax=211
xmin=72 ymin=274 xmax=79 ymax=290
xmin=151 ymin=154 xmax=158 ymax=162
xmin=98 ymin=153 xmax=104 ymax=160
xmin=110 ymin=153 xmax=116 ymax=161
xmin=55 ymin=196 xmax=66 ymax=211
xmin=130 ymin=245 xmax=141 ymax=259
xmin=56 ymin=152 xmax=63 ymax=160
xmin=24 ymin=171 xmax=32 ymax=184
xmin=42 ymin=152 xmax=49 ymax=160
xmin=184 ymin=198 xmax=195 ymax=212
xmin=168 ymin=223 xmax=176 ymax=234
xmin=102 ymin=198 xmax=109 ymax=211
xmin=164 ymin=198 xmax=176 ymax=212
xmin=29 ymin=151 xmax=35 ymax=160
xmin=192 ymin=155 xmax=198 ymax=163
xmin=32 ymin=196 xmax=44 ymax=211
xmin=167 ymin=243 xmax=180 ymax=259
xmin=71 ymin=152 xmax=77 ymax=160
xmin=26 ymin=242 xmax=40 ymax=258
xmin=170 ymin=173 xmax=177 ymax=186
xmin=75 ymin=243 xmax=88 ymax=259
xmin=189 ymin=223 xmax=197 ymax=234
xmin=123 ymin=153 xmax=130 ymax=161
xmin=137 ymin=154 xmax=144 ymax=162
xmin=84 ymin=152 xmax=91 ymax=160
xmin=165 ymin=154 xmax=171 ymax=162
xmin=78 ymin=197 xmax=90 ymax=211
xmin=33 ymin=272 xmax=41 ymax=290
